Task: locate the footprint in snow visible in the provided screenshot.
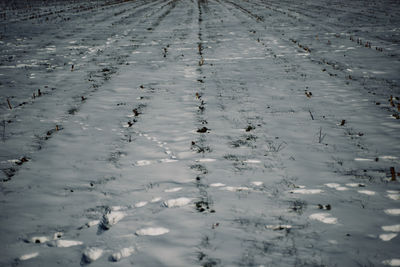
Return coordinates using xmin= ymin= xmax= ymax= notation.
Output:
xmin=382 ymin=259 xmax=400 ymax=266
xmin=151 ymin=197 xmax=162 ymax=203
xmin=382 ymin=224 xmax=400 ymax=232
xmin=110 ymin=247 xmax=135 ymax=262
xmin=135 ymin=201 xmax=148 ymax=208
xmin=387 ymin=190 xmax=400 ymax=201
xmin=324 ymin=183 xmax=348 ymax=191
xmin=50 ymin=240 xmax=84 ymax=248
xmin=81 ymin=247 xmax=103 ymax=265
xmin=18 ymin=252 xmax=39 ymax=261
xmin=384 ymin=209 xmax=400 ymax=216
xmin=358 ymin=190 xmax=376 ymax=196
xmin=309 ymin=213 xmax=338 ymax=224
xmin=290 ymin=188 xmax=324 ymax=194
xmin=98 ymin=208 xmax=126 ymax=234
xmin=135 ymin=227 xmax=169 ymax=236
xmin=163 ymin=197 xmax=192 ymax=208
xmin=27 ymin=232 xmax=64 ymax=244
xmin=164 ymin=187 xmax=182 ymax=193
xmin=210 ymin=183 xmax=226 ymax=187
xmin=379 ymin=233 xmax=397 ymax=241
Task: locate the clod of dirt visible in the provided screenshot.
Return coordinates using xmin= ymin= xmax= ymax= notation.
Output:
xmin=133 ymin=108 xmax=141 ymax=116
xmin=197 ymin=127 xmax=209 ymax=133
xmin=318 ymin=204 xmax=331 ymax=210
xmin=15 ymin=156 xmax=29 ymax=166
xmin=195 ymin=200 xmax=214 ymax=213
xmin=245 ymin=125 xmax=255 ymax=132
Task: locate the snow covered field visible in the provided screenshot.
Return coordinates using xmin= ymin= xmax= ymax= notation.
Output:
xmin=0 ymin=0 xmax=399 ymax=266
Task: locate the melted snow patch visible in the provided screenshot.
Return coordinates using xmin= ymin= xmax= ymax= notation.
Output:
xmin=135 ymin=201 xmax=148 ymax=208
xmin=384 ymin=209 xmax=400 ymax=216
xmin=136 ymin=227 xmax=169 ymax=236
xmin=309 ymin=213 xmax=338 ymax=224
xmin=164 ymin=187 xmax=182 ymax=193
xmin=54 ymin=240 xmax=83 ymax=248
xmin=163 ymin=197 xmax=192 ymax=208
xmin=210 ymin=183 xmax=226 ymax=187
xmin=382 ymin=224 xmax=400 ymax=232
xmin=19 ymin=252 xmax=39 ymax=261
xmin=358 ymin=190 xmax=376 ymax=196
xmin=291 ymin=189 xmax=323 ymax=194
xmin=383 ymin=259 xmax=400 ymax=266
xmin=110 ymin=247 xmax=135 ymax=262
xmin=82 ymin=247 xmax=103 ymax=263
xmin=379 ymin=233 xmax=397 ymax=241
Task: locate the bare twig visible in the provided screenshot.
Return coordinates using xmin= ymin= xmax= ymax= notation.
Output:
xmin=309 ymin=109 xmax=314 ymax=120
xmin=318 ymin=127 xmax=326 ymax=143
xmin=7 ymin=98 xmax=12 ymax=109
xmin=2 ymin=120 xmax=5 ymax=142
xmin=390 ymin=167 xmax=396 ymax=181
xmin=265 ymin=141 xmax=287 ymax=153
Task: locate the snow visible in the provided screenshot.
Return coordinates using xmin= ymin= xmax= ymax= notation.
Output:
xmin=0 ymin=0 xmax=399 ymax=265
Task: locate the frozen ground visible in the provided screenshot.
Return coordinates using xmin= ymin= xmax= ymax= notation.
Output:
xmin=0 ymin=0 xmax=399 ymax=266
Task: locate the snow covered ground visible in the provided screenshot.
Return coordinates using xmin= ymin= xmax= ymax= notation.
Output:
xmin=0 ymin=0 xmax=399 ymax=266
